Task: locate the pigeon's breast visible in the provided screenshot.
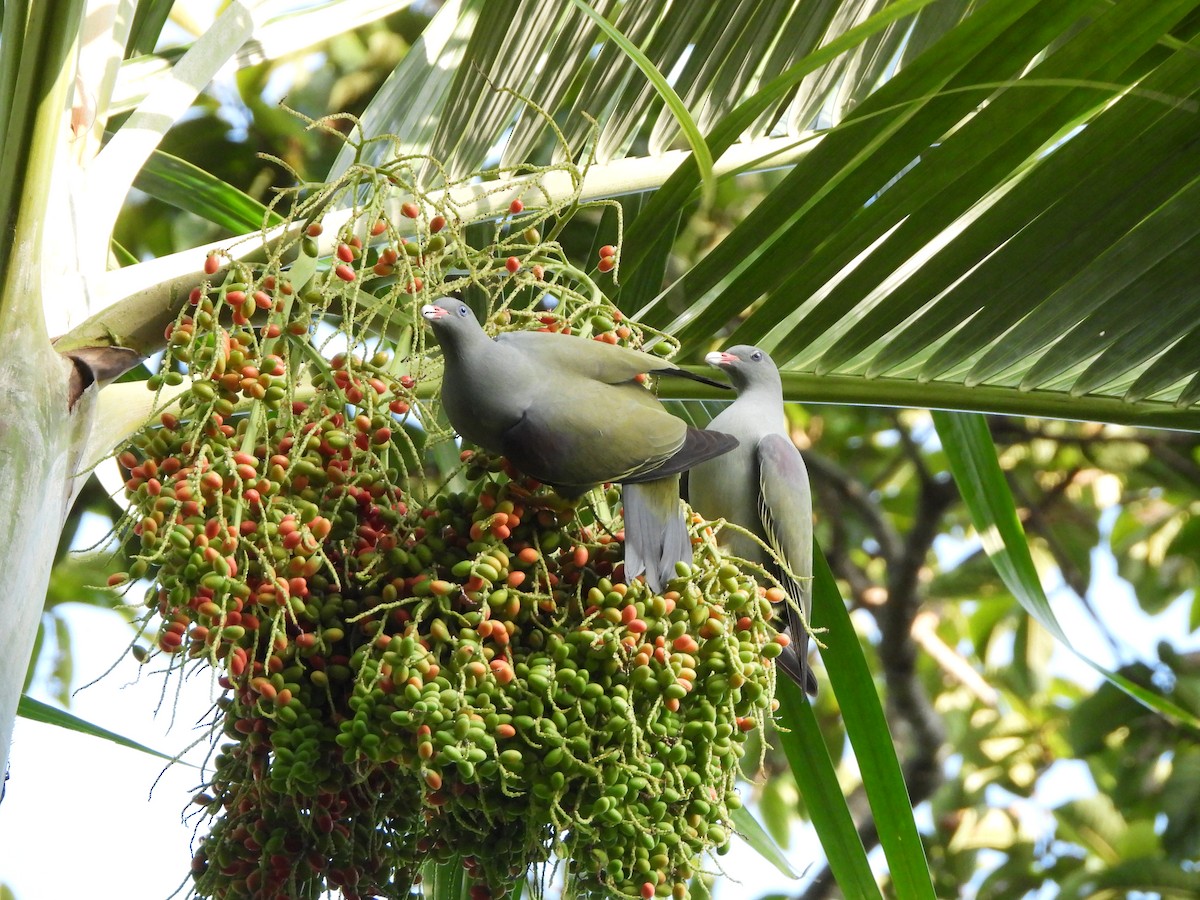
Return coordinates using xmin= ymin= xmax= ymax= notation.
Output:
xmin=689 ymin=436 xmax=762 ymax=550
xmin=440 ymin=359 xmax=526 ymax=454
xmin=688 ymin=404 xmax=772 ymax=561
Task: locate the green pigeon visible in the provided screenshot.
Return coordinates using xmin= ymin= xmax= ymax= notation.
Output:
xmin=421 ymin=299 xmax=737 ymax=592
xmin=688 ymin=345 xmax=819 ymax=696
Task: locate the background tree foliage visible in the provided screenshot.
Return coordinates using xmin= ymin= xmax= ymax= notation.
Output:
xmin=4 ymin=1 xmax=1200 ymax=898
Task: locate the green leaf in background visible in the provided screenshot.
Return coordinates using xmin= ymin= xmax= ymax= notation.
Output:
xmin=1057 ymin=856 xmax=1200 ymax=899
xmin=111 ymin=238 xmax=139 ymax=267
xmin=135 ymin=150 xmax=283 ymax=234
xmin=16 ymin=694 xmax=182 ymax=763
xmin=932 ymin=410 xmax=1200 ymax=730
xmin=568 ymin=0 xmax=716 ymax=209
xmin=422 ymin=854 xmax=468 ymax=900
xmin=775 ymin=675 xmax=881 ymax=900
xmin=621 ymin=0 xmax=940 ymax=297
xmin=126 ymin=0 xmax=176 ymax=58
xmin=730 ymin=806 xmax=805 ymax=880
xmin=808 ymin=544 xmax=938 ymax=900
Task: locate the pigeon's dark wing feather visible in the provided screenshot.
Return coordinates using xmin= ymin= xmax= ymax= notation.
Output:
xmin=621 ymin=428 xmax=738 ymax=484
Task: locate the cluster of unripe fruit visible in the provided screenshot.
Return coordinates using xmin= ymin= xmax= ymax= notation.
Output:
xmin=114 ymin=164 xmax=784 ymax=900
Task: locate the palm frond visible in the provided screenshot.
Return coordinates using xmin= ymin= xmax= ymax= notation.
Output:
xmin=341 ymin=0 xmax=1200 ymax=429
xmin=345 ymin=0 xmax=952 ymax=174
xmin=648 ymin=0 xmax=1200 ymax=428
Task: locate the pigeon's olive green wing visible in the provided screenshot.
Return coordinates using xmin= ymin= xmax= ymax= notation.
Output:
xmin=497 ymin=331 xmax=727 ymax=389
xmin=499 ymin=379 xmax=685 ymax=492
xmin=757 ymin=433 xmax=819 ymax=697
xmin=498 ymin=331 xmax=670 ymax=384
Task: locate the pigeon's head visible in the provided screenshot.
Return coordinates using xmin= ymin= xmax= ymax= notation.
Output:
xmin=704 ymin=345 xmax=781 ymax=393
xmin=420 ymin=298 xmax=480 ymax=343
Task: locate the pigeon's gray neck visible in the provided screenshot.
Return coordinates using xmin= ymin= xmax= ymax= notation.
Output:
xmin=737 ymin=373 xmax=782 ymax=405
xmin=436 ymin=327 xmax=528 ymax=450
xmin=442 ymin=326 xmax=511 ymax=385
xmin=443 ymin=320 xmax=493 ymax=357
xmin=740 ymin=376 xmax=779 ymax=399
xmin=734 ymin=378 xmax=788 ymax=434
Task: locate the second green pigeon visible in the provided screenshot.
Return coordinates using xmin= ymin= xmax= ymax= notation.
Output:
xmin=421 ymin=298 xmax=737 ymax=592
xmin=688 ymin=345 xmax=819 ymax=696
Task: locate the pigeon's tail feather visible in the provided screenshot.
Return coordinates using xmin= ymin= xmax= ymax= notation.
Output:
xmin=622 ymin=477 xmax=691 ymax=594
xmin=775 ymin=635 xmax=819 ymax=697
xmin=804 ymin=660 xmax=819 ymax=696
xmin=774 ymin=581 xmax=818 ymax=697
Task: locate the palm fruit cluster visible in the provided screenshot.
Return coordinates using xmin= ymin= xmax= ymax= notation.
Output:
xmin=113 ymin=148 xmax=787 ymax=900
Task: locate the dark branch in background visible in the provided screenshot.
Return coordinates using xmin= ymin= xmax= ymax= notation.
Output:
xmin=807 ymin=453 xmax=884 ymax=609
xmin=1149 ymin=441 xmax=1200 ymax=487
xmin=797 ymin=416 xmax=954 ymax=900
xmin=823 ymin=522 xmax=875 ymax=606
xmin=805 ymin=451 xmax=902 ymax=563
xmin=796 ymin=414 xmax=1198 ymax=899
xmin=875 ymin=424 xmax=954 ymax=802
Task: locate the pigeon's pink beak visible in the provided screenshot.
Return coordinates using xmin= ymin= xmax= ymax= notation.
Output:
xmin=420 ymin=304 xmax=447 ymax=321
xmin=705 ymin=351 xmax=738 ymax=368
